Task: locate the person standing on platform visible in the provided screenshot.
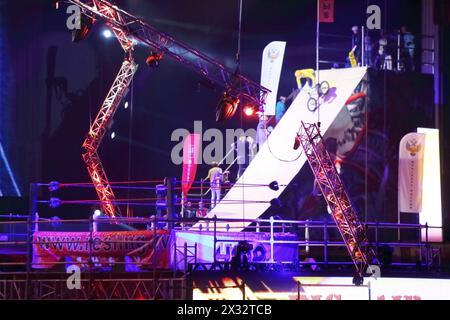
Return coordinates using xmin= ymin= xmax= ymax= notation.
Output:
xmin=374 ymin=30 xmax=391 ymax=70
xmin=400 ymin=25 xmax=416 ymax=72
xmin=196 ymin=201 xmax=207 ymax=218
xmin=182 ymin=201 xmax=195 ymax=219
xmin=348 ymin=25 xmax=361 ymax=67
xmin=275 ymin=96 xmax=287 ymax=124
xmin=234 ymin=136 xmax=254 ymax=180
xmin=364 ymin=32 xmax=374 ymax=67
xmin=256 ymin=115 xmax=269 ymax=149
xmin=206 ymin=162 xmax=223 ymax=209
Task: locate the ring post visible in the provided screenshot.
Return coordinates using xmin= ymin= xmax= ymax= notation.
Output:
xmin=165 ymin=177 xmax=175 ymax=230
xmin=26 ymin=183 xmax=39 ymax=300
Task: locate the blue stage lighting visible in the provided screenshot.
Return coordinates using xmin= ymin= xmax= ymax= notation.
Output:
xmin=0 ymin=142 xmax=22 ymax=197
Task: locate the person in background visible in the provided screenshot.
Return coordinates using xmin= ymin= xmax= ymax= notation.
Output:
xmin=92 ymin=210 xmax=102 ymax=232
xmin=196 ymin=201 xmax=207 ymax=218
xmin=275 ymin=96 xmax=287 ymax=124
xmin=206 ymin=162 xmax=223 ymax=209
xmin=234 ymin=136 xmax=255 ymax=180
xmin=256 ymin=115 xmax=270 ymax=149
xmin=223 ymin=170 xmax=230 ymax=184
xmin=182 ymin=201 xmax=195 ymax=219
xmin=364 ymin=32 xmax=374 ymax=67
xmin=349 ymin=25 xmax=361 ymax=66
xmin=374 ymin=29 xmax=391 ymax=70
xmin=400 ymin=25 xmax=416 ymax=72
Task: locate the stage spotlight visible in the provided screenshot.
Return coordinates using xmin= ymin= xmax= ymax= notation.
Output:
xmin=103 ymin=29 xmax=113 ymax=39
xmin=269 ymin=181 xmax=279 ymax=191
xmin=72 ymin=14 xmax=96 ymax=43
xmin=216 ymin=93 xmax=240 ymax=122
xmin=110 ymin=132 xmax=116 ymax=140
xmin=243 ymin=104 xmax=258 ymax=117
xmin=93 ymin=209 xmax=102 ymax=218
xmin=146 ymin=52 xmax=164 ymax=68
xmin=243 ymin=106 xmax=254 ymax=117
xmin=124 ymin=101 xmax=129 ymax=109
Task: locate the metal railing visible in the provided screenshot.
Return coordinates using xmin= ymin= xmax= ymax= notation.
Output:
xmin=1 ymin=214 xmax=442 ymax=272
xmin=203 ymin=216 xmax=441 ymax=269
xmin=318 ymin=28 xmax=435 ymax=74
xmin=0 ymin=212 xmax=445 ymax=300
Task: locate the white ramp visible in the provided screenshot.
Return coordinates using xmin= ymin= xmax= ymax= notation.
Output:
xmin=195 ymin=67 xmax=368 ymax=232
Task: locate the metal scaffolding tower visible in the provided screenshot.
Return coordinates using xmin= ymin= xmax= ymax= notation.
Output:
xmin=61 ymin=0 xmax=269 ymax=217
xmin=297 ymin=122 xmax=377 ymax=281
xmin=82 ymin=58 xmax=138 ymax=217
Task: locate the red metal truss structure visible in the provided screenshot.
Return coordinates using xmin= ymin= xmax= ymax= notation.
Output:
xmin=82 ymin=59 xmax=138 ymax=217
xmin=65 ymin=0 xmax=270 ymax=107
xmin=63 ymin=0 xmax=269 ymax=217
xmin=0 ymin=273 xmax=186 ymax=300
xmin=297 ymin=122 xmax=376 ymax=277
xmin=78 ymin=1 xmax=138 ymax=217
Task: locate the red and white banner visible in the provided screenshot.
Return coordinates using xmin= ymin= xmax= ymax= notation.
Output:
xmin=319 ymin=0 xmax=335 ymax=23
xmin=182 ymin=134 xmax=201 ymax=195
xmin=398 ymin=133 xmax=426 ymax=213
xmin=32 ymin=230 xmax=170 ymax=269
xmin=260 ymin=41 xmax=286 ymax=116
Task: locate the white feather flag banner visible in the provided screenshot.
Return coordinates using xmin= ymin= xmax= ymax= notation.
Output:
xmin=260 ymin=41 xmax=286 ymax=116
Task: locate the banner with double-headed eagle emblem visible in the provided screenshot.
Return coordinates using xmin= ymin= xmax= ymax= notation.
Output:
xmin=398 ymin=133 xmax=426 ymax=213
xmin=260 ymin=41 xmax=286 ymax=116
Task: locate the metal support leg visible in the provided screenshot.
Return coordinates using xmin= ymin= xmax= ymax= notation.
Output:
xmin=213 ymin=216 xmax=217 ymax=264
xmin=324 ymin=219 xmax=329 ymax=270
xmin=270 ymin=216 xmax=274 ymax=263
xmin=26 ymin=183 xmax=39 ymax=300
xmin=165 ymin=177 xmax=175 ymax=231
xmin=297 ymin=122 xmax=377 ymax=278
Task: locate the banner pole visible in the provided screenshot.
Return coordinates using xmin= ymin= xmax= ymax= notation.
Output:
xmin=316 ymin=0 xmax=321 ymax=130
xmin=316 ymin=0 xmax=320 ymax=74
xmin=398 ymin=175 xmax=401 ymax=241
